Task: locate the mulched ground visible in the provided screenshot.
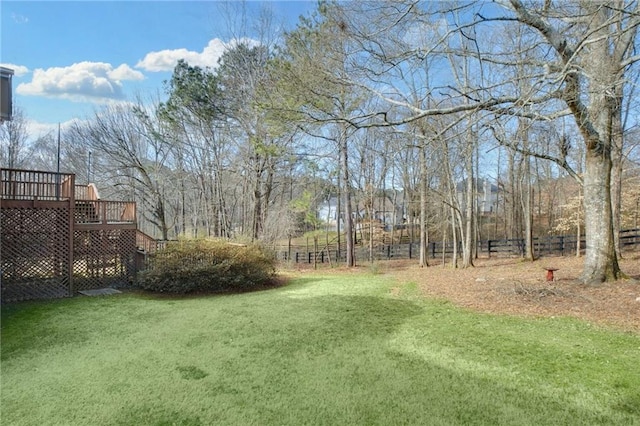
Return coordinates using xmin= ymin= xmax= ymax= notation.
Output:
xmin=285 ymin=253 xmax=640 ymax=333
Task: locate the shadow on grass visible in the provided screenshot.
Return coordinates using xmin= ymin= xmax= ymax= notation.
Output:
xmin=108 ymin=293 xmax=633 ymax=425
xmin=128 ymin=275 xmax=328 ymax=301
xmin=3 ymin=278 xmax=637 ymax=425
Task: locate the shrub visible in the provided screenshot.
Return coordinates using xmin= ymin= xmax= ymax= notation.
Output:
xmin=138 ymin=239 xmax=276 ymax=294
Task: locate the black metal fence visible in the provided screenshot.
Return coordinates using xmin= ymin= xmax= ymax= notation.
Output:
xmin=275 ymin=229 xmax=640 ymax=264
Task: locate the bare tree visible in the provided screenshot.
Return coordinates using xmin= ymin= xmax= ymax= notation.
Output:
xmin=68 ymin=103 xmax=176 ymax=239
xmin=0 ymin=107 xmax=29 ymax=169
xmin=326 ymin=0 xmax=639 ymax=283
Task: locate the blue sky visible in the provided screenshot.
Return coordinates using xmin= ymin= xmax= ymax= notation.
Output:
xmin=1 ymin=1 xmax=317 ymax=138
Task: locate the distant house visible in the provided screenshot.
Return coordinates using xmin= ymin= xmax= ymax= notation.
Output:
xmin=317 ymin=192 xmax=405 ymax=232
xmin=456 ymin=178 xmax=500 ymax=214
xmin=355 ymin=192 xmax=405 ymax=230
xmin=317 ymin=197 xmax=342 ymax=231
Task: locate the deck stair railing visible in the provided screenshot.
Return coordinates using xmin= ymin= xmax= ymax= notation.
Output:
xmin=73 ymin=200 xmax=136 ymax=225
xmin=74 ymin=183 xmax=100 ymax=201
xmin=136 ymin=230 xmax=161 ymax=254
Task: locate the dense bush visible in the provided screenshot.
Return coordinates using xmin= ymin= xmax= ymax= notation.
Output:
xmin=138 ymin=239 xmax=276 ymax=294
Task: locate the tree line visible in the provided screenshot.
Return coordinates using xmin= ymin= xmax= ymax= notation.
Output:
xmin=2 ymin=1 xmax=639 ymax=283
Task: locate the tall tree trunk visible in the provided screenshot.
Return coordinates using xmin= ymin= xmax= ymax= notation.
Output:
xmin=336 ymin=172 xmax=342 ymax=260
xmin=521 ymin=118 xmax=534 ymax=261
xmin=451 ymin=207 xmax=458 ymax=268
xmin=368 ymin=186 xmax=374 ymax=263
xmin=524 ymin=181 xmax=534 ymax=260
xmin=155 ymin=193 xmax=169 ymax=240
xmin=462 ymin=136 xmax=474 ymax=268
xmin=340 ymin=125 xmax=355 ymax=267
xmin=610 ymin=90 xmax=624 ymax=259
xmin=252 ymin=154 xmax=264 ymax=241
xmin=568 ymin=7 xmax=624 ymax=283
xmin=507 ymin=150 xmax=516 ymax=239
xmin=390 ymin=184 xmax=398 ymax=246
xmin=582 ymin=148 xmax=620 ymax=283
xmin=215 ymin=168 xmax=228 ymax=238
xmin=610 ymin=152 xmax=622 ymax=258
xmin=240 ymin=169 xmax=249 ymax=237
xmin=576 ymin=187 xmax=582 ymax=257
xmin=181 ymin=179 xmax=186 ymax=237
xmin=419 ymin=141 xmax=429 ymax=267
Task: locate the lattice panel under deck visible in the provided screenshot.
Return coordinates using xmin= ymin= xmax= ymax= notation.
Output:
xmin=73 ymin=228 xmax=136 ymax=290
xmin=1 ymin=206 xmax=71 ymax=302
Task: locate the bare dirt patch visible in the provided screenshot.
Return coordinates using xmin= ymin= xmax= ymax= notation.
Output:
xmin=387 ymin=254 xmax=640 ymax=333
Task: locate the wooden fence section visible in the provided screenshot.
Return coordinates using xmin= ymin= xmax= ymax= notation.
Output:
xmin=276 ymin=229 xmax=640 ymax=264
xmin=484 ymin=229 xmax=639 ymax=257
xmin=1 ymin=168 xmax=140 ymax=303
xmin=621 ymin=228 xmax=640 ymax=247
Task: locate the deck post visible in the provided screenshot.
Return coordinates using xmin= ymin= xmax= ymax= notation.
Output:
xmin=68 ymin=174 xmax=75 ymax=296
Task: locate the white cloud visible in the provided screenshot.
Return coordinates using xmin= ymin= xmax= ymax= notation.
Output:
xmin=108 ymin=63 xmax=145 ymax=81
xmin=0 ymin=63 xmax=30 ymax=77
xmin=12 ymin=13 xmax=29 ymax=24
xmin=25 ymin=118 xmax=78 ymax=140
xmin=136 ymin=37 xmax=259 ymax=72
xmin=16 ymin=62 xmax=145 ymax=103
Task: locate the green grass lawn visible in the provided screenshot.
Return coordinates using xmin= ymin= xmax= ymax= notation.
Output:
xmin=2 ymin=274 xmax=639 ymax=425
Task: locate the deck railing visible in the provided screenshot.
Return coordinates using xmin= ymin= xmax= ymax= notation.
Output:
xmin=136 ymin=230 xmax=162 ymax=253
xmin=1 ymin=168 xmax=135 ymax=225
xmin=1 ymin=168 xmax=75 ymax=200
xmin=74 ymin=200 xmax=136 ymax=224
xmin=74 ymin=183 xmax=100 ymax=201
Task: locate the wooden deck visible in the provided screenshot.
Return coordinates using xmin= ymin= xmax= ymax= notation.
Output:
xmin=1 ymin=168 xmax=141 ymax=302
